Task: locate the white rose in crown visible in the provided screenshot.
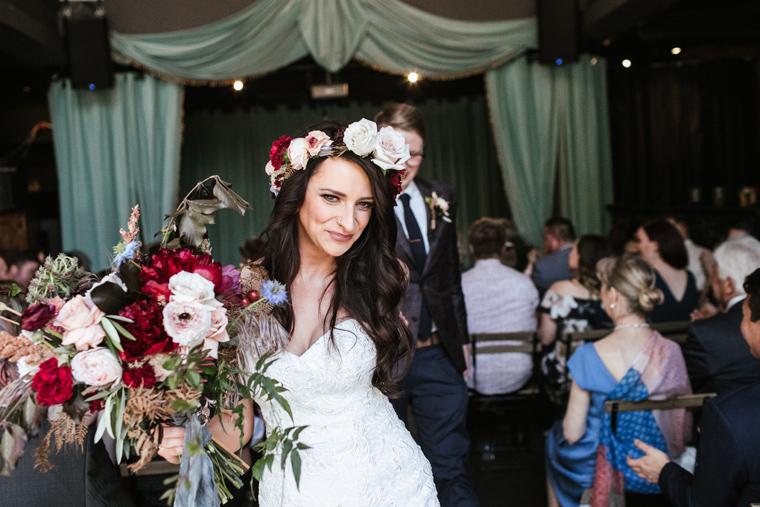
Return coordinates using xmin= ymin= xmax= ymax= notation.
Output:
xmin=344 ymin=119 xmax=378 ymax=156
xmin=265 ymin=161 xmax=276 ymax=176
xmin=287 ymin=137 xmax=311 ymax=170
xmin=372 ymin=126 xmax=411 ymax=170
xmin=168 ymin=271 xmax=221 ymax=307
xmin=71 ymin=347 xmax=123 ymax=387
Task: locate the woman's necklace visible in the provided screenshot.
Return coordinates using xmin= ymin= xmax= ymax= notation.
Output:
xmin=614 ymin=322 xmax=650 ymax=330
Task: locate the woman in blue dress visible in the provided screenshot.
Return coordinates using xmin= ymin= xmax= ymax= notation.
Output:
xmin=545 ymin=255 xmax=691 ymax=507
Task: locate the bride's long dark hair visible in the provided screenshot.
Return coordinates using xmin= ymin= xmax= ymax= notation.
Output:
xmin=262 ymin=121 xmax=413 ymax=397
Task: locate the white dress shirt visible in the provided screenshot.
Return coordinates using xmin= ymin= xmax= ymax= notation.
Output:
xmin=462 ymin=258 xmax=539 ymax=394
xmin=394 ymin=181 xmax=430 ymax=254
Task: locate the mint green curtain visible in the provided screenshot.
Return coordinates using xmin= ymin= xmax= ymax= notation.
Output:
xmin=485 ymin=55 xmax=613 ymax=245
xmin=111 ymin=0 xmax=536 ymax=81
xmin=48 ymin=73 xmax=183 ymax=271
xmin=181 ymin=97 xmax=508 ymax=266
xmin=556 ymin=57 xmax=613 ymax=237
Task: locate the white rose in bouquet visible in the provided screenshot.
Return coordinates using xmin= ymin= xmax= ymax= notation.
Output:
xmin=163 ymin=300 xmax=212 ymax=348
xmin=71 ymin=347 xmax=123 ymax=387
xmin=168 ymin=271 xmax=220 ymax=307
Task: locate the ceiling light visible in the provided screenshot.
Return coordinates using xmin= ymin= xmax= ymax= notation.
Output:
xmin=233 ymin=80 xmax=244 ymax=91
xmin=407 ymin=72 xmax=419 ymax=83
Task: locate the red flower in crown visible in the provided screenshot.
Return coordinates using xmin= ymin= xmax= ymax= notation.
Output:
xmin=270 ymin=136 xmax=292 ymax=171
xmin=386 ymin=169 xmax=406 ymax=198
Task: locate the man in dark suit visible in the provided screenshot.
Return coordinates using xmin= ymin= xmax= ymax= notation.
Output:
xmin=682 ymin=240 xmax=760 ymax=394
xmin=628 ymin=267 xmax=760 ymax=506
xmin=376 ymin=103 xmax=478 ymax=507
xmin=531 ymin=217 xmax=575 ymax=298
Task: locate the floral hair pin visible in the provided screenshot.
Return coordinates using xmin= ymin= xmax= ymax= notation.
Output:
xmin=265 ymin=119 xmax=410 ymax=198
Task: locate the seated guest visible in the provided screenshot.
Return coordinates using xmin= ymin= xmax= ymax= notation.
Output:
xmin=668 ymin=217 xmax=710 ymax=292
xmin=532 ymin=217 xmax=576 ymax=297
xmin=4 ymin=250 xmax=41 ymax=291
xmin=726 ymin=214 xmax=760 ymax=255
xmin=635 ymin=220 xmax=699 ymax=322
xmin=546 ymin=255 xmax=691 ymax=507
xmin=539 ymin=235 xmax=612 ymax=390
xmin=494 ymin=218 xmax=535 ymax=274
xmin=628 ymin=268 xmax=760 ymax=507
xmin=462 ymin=218 xmax=538 ymax=394
xmin=682 ymin=241 xmax=760 ymax=394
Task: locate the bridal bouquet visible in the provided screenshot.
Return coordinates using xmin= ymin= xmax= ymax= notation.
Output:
xmin=0 ymin=177 xmax=305 ymax=505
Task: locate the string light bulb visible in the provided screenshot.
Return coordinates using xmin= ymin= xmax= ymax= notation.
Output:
xmin=671 ymin=47 xmax=682 ymax=55
xmin=233 ymin=80 xmax=244 ymax=91
xmin=407 ymin=72 xmax=419 ymax=83
xmin=622 ymin=59 xmax=632 ymax=68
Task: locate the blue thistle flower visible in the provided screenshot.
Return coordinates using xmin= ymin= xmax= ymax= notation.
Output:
xmin=113 ymin=241 xmax=139 ymax=267
xmin=261 ymin=280 xmax=288 ymax=305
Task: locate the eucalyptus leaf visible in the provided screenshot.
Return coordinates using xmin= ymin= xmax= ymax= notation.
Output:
xmin=108 ymin=318 xmax=137 ymax=341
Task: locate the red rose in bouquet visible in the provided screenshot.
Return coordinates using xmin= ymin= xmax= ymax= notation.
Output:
xmin=31 ymin=358 xmax=74 ymax=406
xmin=140 ymin=249 xmax=213 ymax=285
xmin=194 ymin=263 xmax=223 ymax=293
xmin=20 ymin=303 xmax=56 ymax=331
xmin=122 ymin=363 xmax=157 ymax=388
xmin=118 ymin=299 xmax=176 ymax=361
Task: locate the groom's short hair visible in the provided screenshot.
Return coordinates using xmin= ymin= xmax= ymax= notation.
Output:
xmin=375 ymin=103 xmax=426 ymax=140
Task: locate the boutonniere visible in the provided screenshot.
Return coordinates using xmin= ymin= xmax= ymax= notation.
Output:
xmin=424 ymin=192 xmax=451 ymax=230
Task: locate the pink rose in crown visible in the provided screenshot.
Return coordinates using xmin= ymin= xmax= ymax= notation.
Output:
xmin=304 ymin=130 xmax=332 ymax=157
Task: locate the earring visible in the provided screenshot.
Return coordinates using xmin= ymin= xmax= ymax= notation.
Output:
xmin=609 ymin=303 xmax=615 ymax=309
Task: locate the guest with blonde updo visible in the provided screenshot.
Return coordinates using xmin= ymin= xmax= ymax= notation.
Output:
xmin=545 ymin=255 xmax=692 ymax=507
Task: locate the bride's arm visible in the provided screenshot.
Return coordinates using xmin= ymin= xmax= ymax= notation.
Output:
xmin=158 ymin=400 xmax=255 ymax=464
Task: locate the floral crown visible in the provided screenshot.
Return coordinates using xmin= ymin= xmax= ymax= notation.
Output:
xmin=265 ymin=118 xmax=410 ymax=198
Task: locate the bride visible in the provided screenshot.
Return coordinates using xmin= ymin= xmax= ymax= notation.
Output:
xmin=161 ymin=119 xmax=439 ymax=506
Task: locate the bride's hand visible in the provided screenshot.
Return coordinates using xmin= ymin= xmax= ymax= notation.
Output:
xmin=156 ymin=425 xmax=185 ymax=464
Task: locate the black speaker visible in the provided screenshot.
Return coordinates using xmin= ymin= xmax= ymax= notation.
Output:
xmin=538 ymin=0 xmax=579 ymax=66
xmin=64 ymin=3 xmax=114 ymax=90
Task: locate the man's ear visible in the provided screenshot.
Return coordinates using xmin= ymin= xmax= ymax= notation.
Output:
xmin=469 ymin=245 xmax=474 ymax=256
xmin=724 ymin=276 xmax=736 ymax=297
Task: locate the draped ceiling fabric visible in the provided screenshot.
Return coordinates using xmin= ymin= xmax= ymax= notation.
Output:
xmin=110 ymin=0 xmax=537 ymax=81
xmin=48 ymin=74 xmax=183 ymax=271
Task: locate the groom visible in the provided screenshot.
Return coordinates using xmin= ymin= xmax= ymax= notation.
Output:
xmin=376 ymin=103 xmax=478 ymax=507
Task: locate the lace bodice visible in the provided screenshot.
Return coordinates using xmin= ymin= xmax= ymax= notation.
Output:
xmin=253 ymin=319 xmax=439 ymax=507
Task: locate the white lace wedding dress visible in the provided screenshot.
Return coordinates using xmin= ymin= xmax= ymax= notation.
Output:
xmin=253 ymin=318 xmax=439 ymax=506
